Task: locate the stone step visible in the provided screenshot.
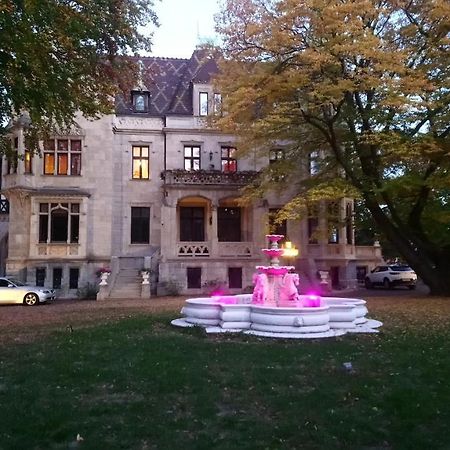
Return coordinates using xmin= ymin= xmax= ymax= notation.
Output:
xmin=109 ymin=294 xmax=141 ymax=299
xmin=111 ymin=287 xmax=141 ymax=293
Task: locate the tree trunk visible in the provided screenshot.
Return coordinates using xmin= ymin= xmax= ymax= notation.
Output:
xmin=364 ymin=195 xmax=450 ymax=297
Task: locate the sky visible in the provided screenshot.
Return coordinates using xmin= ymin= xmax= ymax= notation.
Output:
xmin=149 ymin=0 xmax=221 ymax=58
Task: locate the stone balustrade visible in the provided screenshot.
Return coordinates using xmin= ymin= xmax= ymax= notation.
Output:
xmin=162 ymin=169 xmax=258 ymax=186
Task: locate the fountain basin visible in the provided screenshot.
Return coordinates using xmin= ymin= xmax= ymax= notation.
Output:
xmin=173 ymin=294 xmax=382 ymax=338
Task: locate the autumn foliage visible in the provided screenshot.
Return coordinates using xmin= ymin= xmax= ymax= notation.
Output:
xmin=214 ymin=0 xmax=450 ymax=295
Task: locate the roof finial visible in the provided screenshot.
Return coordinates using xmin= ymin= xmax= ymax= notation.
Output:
xmin=136 ymin=59 xmax=147 ymax=91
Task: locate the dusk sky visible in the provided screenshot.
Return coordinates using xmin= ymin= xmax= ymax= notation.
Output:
xmin=150 ymin=0 xmax=221 ymax=58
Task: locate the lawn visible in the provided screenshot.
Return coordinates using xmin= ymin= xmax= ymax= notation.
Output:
xmin=0 ymin=296 xmax=449 ymax=450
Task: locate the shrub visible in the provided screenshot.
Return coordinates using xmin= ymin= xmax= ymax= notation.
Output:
xmin=158 ymin=280 xmax=182 ymax=296
xmin=76 ymin=283 xmax=99 ymax=300
xmin=242 ymin=285 xmax=254 ymax=294
xmin=202 ymin=279 xmax=228 ymax=296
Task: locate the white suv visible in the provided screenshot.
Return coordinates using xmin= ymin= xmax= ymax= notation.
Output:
xmin=365 ymin=265 xmax=417 ymax=290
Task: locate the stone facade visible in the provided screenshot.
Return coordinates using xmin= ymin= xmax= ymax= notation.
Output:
xmin=1 ymin=51 xmax=382 ymax=297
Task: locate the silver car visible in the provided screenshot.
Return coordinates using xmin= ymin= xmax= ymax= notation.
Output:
xmin=0 ymin=277 xmax=55 ymax=306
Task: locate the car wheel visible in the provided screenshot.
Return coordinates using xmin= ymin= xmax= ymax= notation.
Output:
xmin=364 ymin=278 xmax=373 ymax=289
xmin=408 ymin=285 xmax=416 ymax=290
xmin=383 ymin=278 xmax=391 ymax=289
xmin=24 ymin=293 xmax=39 ymax=306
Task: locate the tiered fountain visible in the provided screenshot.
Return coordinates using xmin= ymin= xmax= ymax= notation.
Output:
xmin=172 ymin=235 xmax=382 ymax=338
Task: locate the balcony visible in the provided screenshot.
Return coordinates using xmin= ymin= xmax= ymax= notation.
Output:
xmin=162 ymin=170 xmax=258 ymax=187
xmin=306 ymin=244 xmax=382 ymax=261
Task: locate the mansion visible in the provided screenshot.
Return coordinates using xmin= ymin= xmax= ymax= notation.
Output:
xmin=1 ymin=51 xmax=382 ymax=298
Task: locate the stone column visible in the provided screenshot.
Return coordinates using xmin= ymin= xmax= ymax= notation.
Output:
xmin=210 ymin=202 xmax=218 ymax=257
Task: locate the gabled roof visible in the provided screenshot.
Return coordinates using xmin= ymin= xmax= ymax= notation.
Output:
xmin=115 ymin=49 xmax=219 ymax=117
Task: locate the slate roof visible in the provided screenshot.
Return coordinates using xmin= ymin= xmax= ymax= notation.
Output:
xmin=115 ymin=50 xmax=219 ymax=117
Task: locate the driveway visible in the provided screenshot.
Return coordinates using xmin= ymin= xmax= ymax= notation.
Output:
xmin=348 ymin=280 xmax=430 ymax=298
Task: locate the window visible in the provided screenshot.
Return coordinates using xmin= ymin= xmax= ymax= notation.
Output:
xmin=43 ymin=139 xmax=82 ymax=176
xmin=0 ymin=279 xmax=9 ymax=287
xmin=35 ymin=268 xmax=46 ymax=287
xmin=0 ymin=194 xmax=9 ymax=214
xmin=308 ymin=217 xmax=319 ymax=244
xmin=132 ymin=91 xmax=149 ymax=112
xmin=53 ymin=268 xmax=62 ymax=289
xmin=356 ymin=266 xmax=367 ymax=282
xmin=218 ymin=207 xmax=241 ymax=241
xmin=180 ymin=207 xmax=205 ymax=241
xmin=199 ymin=92 xmax=208 ymax=116
xmin=346 ymin=203 xmax=353 ymax=244
xmin=69 ymin=268 xmax=79 ymax=289
xmin=184 ymin=146 xmax=201 ymax=171
xmin=24 ymin=149 xmax=32 ymax=174
xmin=132 ymin=146 xmax=149 ymax=179
xmin=213 ymin=93 xmax=222 ymax=115
xmin=7 ymin=137 xmax=18 ymax=174
xmin=38 ymin=202 xmax=80 ymax=243
xmin=328 ymin=202 xmax=340 ymax=244
xmin=187 ymin=267 xmax=202 ymax=289
xmin=269 ymin=149 xmax=285 ymax=181
xmin=269 ymin=149 xmax=284 ymax=164
xmin=131 ymin=207 xmax=150 ymax=244
xmin=221 ymin=146 xmax=237 ymax=173
xmin=228 ymin=267 xmax=242 ymax=289
xmin=309 ymin=151 xmax=320 ymax=175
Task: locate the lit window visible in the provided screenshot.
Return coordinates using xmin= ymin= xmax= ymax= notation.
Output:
xmin=221 ymin=146 xmax=237 ymax=173
xmin=184 ymin=146 xmax=201 ymax=171
xmin=199 ymin=92 xmax=208 ymax=116
xmin=43 ymin=139 xmax=82 ymax=176
xmin=24 ymin=149 xmax=32 ymax=174
xmin=132 ymin=146 xmax=149 ymax=179
xmin=38 ymin=202 xmax=80 ymax=243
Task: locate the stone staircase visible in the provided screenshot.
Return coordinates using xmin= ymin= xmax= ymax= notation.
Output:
xmin=108 ymin=268 xmax=142 ymax=299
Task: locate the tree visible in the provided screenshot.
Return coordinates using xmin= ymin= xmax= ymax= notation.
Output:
xmin=0 ymin=0 xmax=157 ymax=153
xmin=213 ymin=0 xmax=450 ymax=295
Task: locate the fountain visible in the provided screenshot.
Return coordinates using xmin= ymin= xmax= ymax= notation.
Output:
xmin=171 ymin=235 xmax=382 ymax=338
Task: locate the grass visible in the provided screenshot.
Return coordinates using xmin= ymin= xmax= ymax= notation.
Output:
xmin=0 ymin=297 xmax=450 ymax=449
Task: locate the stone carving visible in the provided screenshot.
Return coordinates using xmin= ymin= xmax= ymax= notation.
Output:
xmin=178 ymin=243 xmax=210 ymax=257
xmin=279 ymin=273 xmax=300 ymax=303
xmin=252 ymin=273 xmax=268 ymax=304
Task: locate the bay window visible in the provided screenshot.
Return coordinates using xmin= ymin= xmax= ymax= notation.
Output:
xmin=38 ymin=202 xmax=80 ymax=243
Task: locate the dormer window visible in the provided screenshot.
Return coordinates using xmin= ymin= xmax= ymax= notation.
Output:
xmin=132 ymin=91 xmax=149 ymax=113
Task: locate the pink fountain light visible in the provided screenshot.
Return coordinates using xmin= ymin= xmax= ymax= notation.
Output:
xmin=304 ymin=292 xmax=321 ymax=307
xmin=266 ymin=234 xmax=284 ymax=243
xmin=262 ymin=248 xmax=284 ymax=259
xmin=252 ymin=234 xmax=318 ymax=307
